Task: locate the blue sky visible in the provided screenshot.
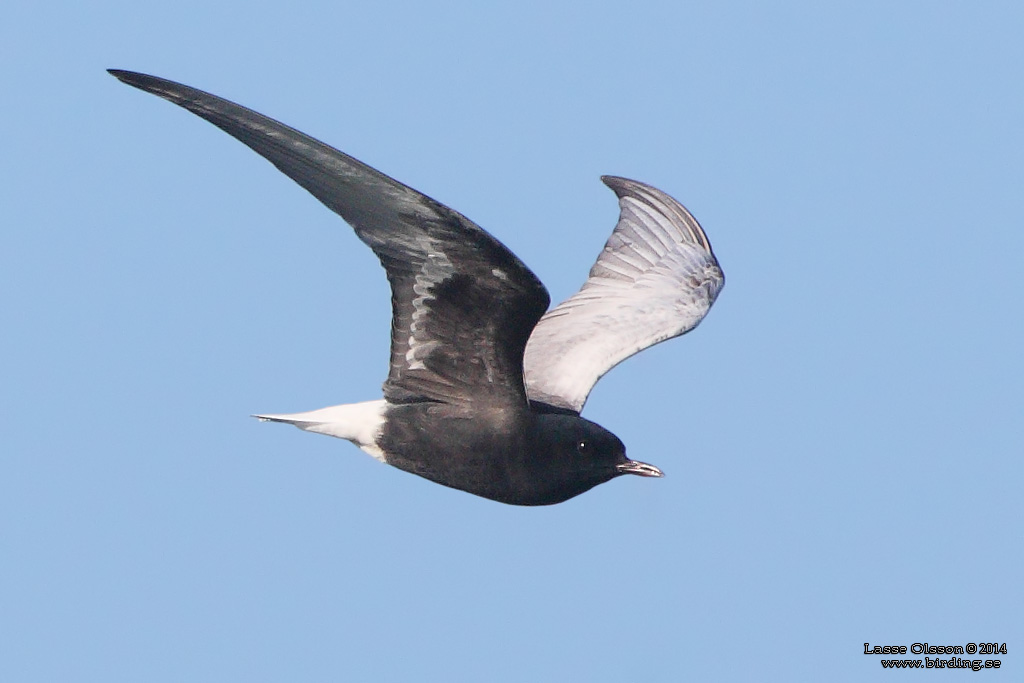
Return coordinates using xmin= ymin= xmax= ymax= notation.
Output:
xmin=2 ymin=1 xmax=1021 ymax=680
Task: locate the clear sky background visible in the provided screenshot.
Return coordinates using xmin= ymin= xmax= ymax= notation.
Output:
xmin=2 ymin=1 xmax=1021 ymax=681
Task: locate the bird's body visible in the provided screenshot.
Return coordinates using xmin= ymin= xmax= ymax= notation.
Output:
xmin=379 ymin=403 xmax=623 ymax=506
xmin=111 ymin=69 xmax=723 ymax=505
xmin=257 ymin=398 xmax=634 ymax=505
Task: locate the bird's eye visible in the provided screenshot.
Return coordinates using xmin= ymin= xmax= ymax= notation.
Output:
xmin=577 ymin=439 xmax=590 ymax=454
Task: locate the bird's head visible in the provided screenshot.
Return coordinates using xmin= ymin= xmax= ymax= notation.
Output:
xmin=521 ymin=412 xmax=663 ymax=505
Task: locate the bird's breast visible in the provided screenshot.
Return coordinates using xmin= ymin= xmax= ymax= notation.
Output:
xmin=377 ymin=401 xmax=537 ymax=501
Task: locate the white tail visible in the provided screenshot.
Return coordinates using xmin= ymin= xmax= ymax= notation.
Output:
xmin=254 ymin=399 xmax=389 ymax=463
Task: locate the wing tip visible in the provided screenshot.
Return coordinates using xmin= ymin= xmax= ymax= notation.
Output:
xmin=602 ymin=175 xmax=679 ymax=200
xmin=108 ymin=69 xmax=194 ymax=105
xmin=600 ymin=174 xmax=644 ymax=196
xmin=599 ymin=174 xmax=716 ymax=255
xmin=108 ymin=68 xmax=152 ymax=88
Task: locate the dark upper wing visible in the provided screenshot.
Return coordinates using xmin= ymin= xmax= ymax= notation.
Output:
xmin=523 ymin=176 xmax=724 ymax=413
xmin=110 ymin=70 xmax=549 ymax=407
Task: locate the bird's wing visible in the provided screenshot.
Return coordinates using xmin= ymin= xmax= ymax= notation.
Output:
xmin=111 ymin=70 xmax=549 ymax=408
xmin=523 ymin=176 xmax=724 ymax=413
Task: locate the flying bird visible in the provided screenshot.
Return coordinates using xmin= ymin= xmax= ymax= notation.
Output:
xmin=110 ymin=69 xmax=724 ymax=505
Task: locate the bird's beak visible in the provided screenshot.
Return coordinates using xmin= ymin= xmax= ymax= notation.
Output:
xmin=616 ymin=460 xmax=664 ymax=478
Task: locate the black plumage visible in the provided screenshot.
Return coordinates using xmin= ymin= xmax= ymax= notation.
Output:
xmin=110 ymin=69 xmax=722 ymax=505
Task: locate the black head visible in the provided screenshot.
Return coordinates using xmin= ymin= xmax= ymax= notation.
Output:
xmin=519 ymin=412 xmax=663 ymax=505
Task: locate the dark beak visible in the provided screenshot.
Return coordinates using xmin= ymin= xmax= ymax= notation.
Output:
xmin=616 ymin=460 xmax=664 ymax=478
